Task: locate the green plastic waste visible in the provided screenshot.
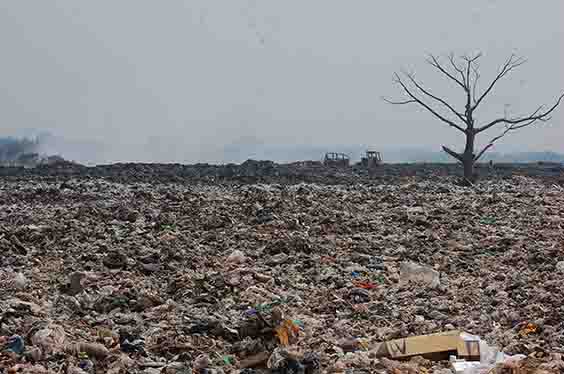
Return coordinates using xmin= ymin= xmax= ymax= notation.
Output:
xmin=479 ymin=217 xmax=496 ymax=225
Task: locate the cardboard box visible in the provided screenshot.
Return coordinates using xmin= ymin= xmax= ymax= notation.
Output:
xmin=375 ymin=330 xmax=480 ymax=361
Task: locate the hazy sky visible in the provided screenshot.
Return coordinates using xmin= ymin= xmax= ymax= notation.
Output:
xmin=1 ymin=0 xmax=563 ymax=163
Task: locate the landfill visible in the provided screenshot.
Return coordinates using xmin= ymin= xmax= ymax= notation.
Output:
xmin=1 ymin=164 xmax=564 ymax=373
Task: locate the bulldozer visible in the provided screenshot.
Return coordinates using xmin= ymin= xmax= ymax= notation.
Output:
xmin=323 ymin=152 xmax=350 ymax=168
xmin=360 ymin=151 xmax=382 ymax=168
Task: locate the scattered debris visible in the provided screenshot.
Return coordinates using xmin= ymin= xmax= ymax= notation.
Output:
xmin=0 ymin=171 xmax=562 ymax=373
xmin=399 ymin=262 xmax=441 ymax=289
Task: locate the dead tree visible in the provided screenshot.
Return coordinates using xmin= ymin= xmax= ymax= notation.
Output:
xmin=384 ymin=53 xmax=563 ymax=181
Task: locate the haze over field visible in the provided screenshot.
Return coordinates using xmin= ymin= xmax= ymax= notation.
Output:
xmin=1 ymin=1 xmax=563 ymax=164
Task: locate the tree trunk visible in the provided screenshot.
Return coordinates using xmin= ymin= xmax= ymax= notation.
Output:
xmin=462 ymin=130 xmax=475 ymax=181
xmin=462 ymin=157 xmax=474 ymax=182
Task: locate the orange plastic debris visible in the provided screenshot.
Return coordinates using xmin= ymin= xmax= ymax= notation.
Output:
xmin=519 ymin=322 xmax=538 ymax=336
xmin=275 ymin=320 xmax=300 ymax=346
xmin=352 ymin=280 xmax=377 ymax=290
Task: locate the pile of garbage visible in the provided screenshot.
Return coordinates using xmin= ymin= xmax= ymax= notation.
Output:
xmin=1 ymin=174 xmax=564 ymax=373
xmin=0 ymin=159 xmax=562 ymax=186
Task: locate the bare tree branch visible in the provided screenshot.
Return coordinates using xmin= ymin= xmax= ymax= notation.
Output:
xmin=462 ymin=56 xmax=474 ymax=112
xmin=426 ymin=55 xmax=467 ymax=91
xmin=465 ymin=59 xmax=471 ymax=92
xmin=472 ymin=54 xmax=527 ymax=111
xmin=509 ymin=116 xmax=550 ymax=130
xmin=474 ymin=115 xmax=545 ymax=162
xmin=442 ymin=145 xmax=463 ymax=161
xmin=462 ymin=55 xmax=482 ymax=109
xmin=461 ymin=54 xmax=481 ymax=85
xmin=474 ymin=125 xmax=512 ymax=162
xmin=381 ymin=97 xmax=417 ymax=105
xmin=476 ymin=93 xmax=564 ymax=133
xmin=471 ymin=64 xmax=480 ymax=105
xmin=449 ymin=53 xmax=468 ymax=88
xmin=403 ymin=72 xmax=467 ymax=122
xmin=383 ymin=73 xmax=466 ymax=133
